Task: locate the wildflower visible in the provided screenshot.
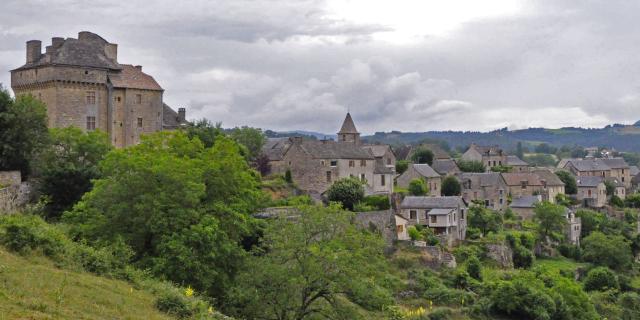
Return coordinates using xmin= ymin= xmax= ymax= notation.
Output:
xmin=208 ymin=306 xmax=214 ymax=314
xmin=185 ymin=286 xmax=195 ymax=297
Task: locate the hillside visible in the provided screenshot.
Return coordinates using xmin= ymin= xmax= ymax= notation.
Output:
xmin=0 ymin=248 xmax=171 ymax=319
xmin=363 ymin=123 xmax=640 ymax=152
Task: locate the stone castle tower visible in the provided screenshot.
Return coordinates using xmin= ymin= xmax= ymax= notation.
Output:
xmin=337 ymin=112 xmax=361 ymax=145
xmin=10 ymin=31 xmax=187 ymax=148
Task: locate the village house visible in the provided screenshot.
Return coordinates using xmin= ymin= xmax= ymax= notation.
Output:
xmin=509 ymin=195 xmax=542 ymax=220
xmin=605 ymin=177 xmax=626 ymax=200
xmin=396 ymin=164 xmax=441 ymax=196
xmin=561 ymin=159 xmax=610 ymax=178
xmin=432 ymin=159 xmax=461 ymax=176
xmin=461 ymin=143 xmax=506 ymax=171
xmin=506 ymin=155 xmax=529 ymax=172
xmin=406 ymin=143 xmax=451 ymax=161
xmin=399 ymin=196 xmax=468 ymax=244
xmin=576 ymin=176 xmax=607 ymax=208
xmin=11 ymin=31 xmax=187 ymax=148
xmin=361 ymin=144 xmax=396 ymax=169
xmin=566 ymin=211 xmax=582 ymax=246
xmin=501 ymin=171 xmax=564 ymax=203
xmin=395 ymin=214 xmax=410 ymax=241
xmin=600 ymin=158 xmax=631 ymax=189
xmin=459 ymin=172 xmax=508 ymax=211
xmin=263 ymin=113 xmax=394 ymax=195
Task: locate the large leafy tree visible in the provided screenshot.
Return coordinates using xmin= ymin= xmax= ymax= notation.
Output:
xmin=468 ymin=205 xmax=503 ymax=235
xmin=582 ymin=231 xmax=633 ymax=270
xmin=225 ymin=204 xmax=391 ymax=319
xmin=411 ymin=148 xmax=434 ymax=165
xmin=533 ymin=202 xmax=567 ymax=242
xmin=326 ymin=177 xmax=365 ymax=210
xmin=35 ymin=127 xmax=112 ymax=219
xmin=555 ymin=171 xmax=577 ymax=195
xmin=408 ymin=178 xmax=428 ymax=196
xmin=441 ymin=175 xmax=461 ymax=196
xmin=457 ymin=160 xmax=486 ymax=173
xmin=229 ymin=126 xmax=266 ymax=161
xmin=63 ymin=131 xmax=265 ymax=299
xmin=0 ymin=87 xmax=48 ymax=177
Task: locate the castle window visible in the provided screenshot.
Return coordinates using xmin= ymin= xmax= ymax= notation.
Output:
xmin=86 ymin=91 xmax=96 ymax=104
xmin=86 ymin=116 xmax=96 ymax=131
xmin=135 ymin=94 xmax=142 ymax=104
xmin=137 ymin=117 xmax=143 ymax=128
xmin=349 ymin=160 xmax=355 ymax=167
xmin=381 ymin=174 xmax=386 ymax=186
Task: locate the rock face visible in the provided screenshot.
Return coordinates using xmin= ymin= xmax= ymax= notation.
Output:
xmin=417 ymin=244 xmax=457 ymax=269
xmin=485 ymin=244 xmax=514 ymax=268
xmin=354 ymin=210 xmax=397 ymax=249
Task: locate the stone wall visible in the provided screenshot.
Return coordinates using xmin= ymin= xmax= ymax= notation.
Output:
xmin=0 ymin=171 xmax=21 ymax=187
xmin=354 ymin=210 xmax=397 ymax=246
xmin=0 ymin=182 xmax=32 ymax=214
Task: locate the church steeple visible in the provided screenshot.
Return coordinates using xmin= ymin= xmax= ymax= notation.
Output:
xmin=337 ymin=112 xmax=361 ymax=145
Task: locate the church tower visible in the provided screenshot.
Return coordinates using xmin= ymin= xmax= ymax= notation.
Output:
xmin=337 ymin=112 xmax=361 ymax=145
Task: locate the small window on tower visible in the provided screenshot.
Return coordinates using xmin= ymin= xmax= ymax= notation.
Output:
xmin=86 ymin=91 xmax=96 ymax=104
xmin=135 ymin=94 xmax=142 ymax=104
xmin=86 ymin=116 xmax=96 ymax=131
xmin=137 ymin=117 xmax=143 ymax=128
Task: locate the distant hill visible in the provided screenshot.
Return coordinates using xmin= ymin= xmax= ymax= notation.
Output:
xmin=361 ymin=123 xmax=640 ymax=153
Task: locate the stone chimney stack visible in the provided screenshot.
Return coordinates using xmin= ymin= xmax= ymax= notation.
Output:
xmin=178 ymin=108 xmax=186 ymax=122
xmin=26 ymin=40 xmax=41 ymax=64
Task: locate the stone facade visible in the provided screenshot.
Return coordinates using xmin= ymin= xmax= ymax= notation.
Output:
xmin=461 ymin=143 xmax=506 ymax=171
xmin=11 ymin=31 xmax=186 ymax=148
xmin=576 ymin=176 xmax=607 ymax=208
xmin=459 ymin=172 xmax=508 ymax=211
xmin=399 ymin=196 xmax=467 ymax=244
xmin=396 ymin=164 xmax=441 ymax=196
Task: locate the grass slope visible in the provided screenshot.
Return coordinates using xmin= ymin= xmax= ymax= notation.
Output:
xmin=0 ymin=248 xmax=171 ymax=320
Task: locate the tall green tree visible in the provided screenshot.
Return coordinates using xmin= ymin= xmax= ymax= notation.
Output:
xmin=533 ymin=202 xmax=567 ymax=242
xmin=408 ymin=178 xmax=428 ymax=196
xmin=326 ymin=177 xmax=365 ymax=211
xmin=63 ymin=131 xmax=265 ymax=299
xmin=457 ymin=160 xmax=486 ymax=173
xmin=0 ymin=87 xmax=48 ymax=177
xmin=230 ymin=126 xmax=266 ymax=161
xmin=35 ymin=127 xmax=112 ymax=219
xmin=468 ymin=205 xmax=503 ymax=235
xmin=555 ymin=171 xmax=577 ymax=195
xmin=441 ymin=175 xmax=461 ymax=196
xmin=582 ymin=232 xmax=633 ymax=270
xmin=411 ymin=148 xmax=434 ymax=165
xmin=225 ymin=204 xmax=391 ymax=319
xmin=184 ymin=118 xmax=223 ymax=148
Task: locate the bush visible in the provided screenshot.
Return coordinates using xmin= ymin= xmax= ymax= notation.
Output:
xmin=618 ymin=292 xmax=640 ymax=320
xmin=428 ymin=307 xmax=453 ymax=320
xmin=409 ymin=178 xmax=428 ymax=196
xmin=441 ymin=176 xmax=461 ymax=196
xmin=558 ymin=243 xmax=582 ymax=260
xmin=360 ymin=194 xmax=391 ymax=210
xmin=583 ymin=267 xmax=619 ymax=292
xmin=284 ymin=169 xmax=292 ymax=183
xmin=396 ymin=160 xmax=409 ymax=175
xmin=326 ymin=177 xmax=365 ymax=210
xmin=346 ymin=279 xmax=394 ymax=311
xmin=611 ymin=195 xmax=624 ymax=208
xmin=408 ymin=226 xmax=421 ymax=241
xmin=512 ymin=245 xmax=534 ymax=269
xmin=0 ymin=214 xmax=67 ymax=258
xmin=155 ymin=293 xmax=194 ymax=319
xmin=467 ymin=255 xmax=482 ymax=281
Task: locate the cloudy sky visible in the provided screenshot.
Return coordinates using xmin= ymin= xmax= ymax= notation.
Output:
xmin=2 ymin=0 xmax=640 ymax=134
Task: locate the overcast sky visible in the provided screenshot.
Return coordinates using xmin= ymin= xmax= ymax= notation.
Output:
xmin=2 ymin=0 xmax=640 ymax=134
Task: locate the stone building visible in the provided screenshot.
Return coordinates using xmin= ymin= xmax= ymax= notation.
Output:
xmin=501 ymin=171 xmax=564 ymax=203
xmin=576 ymin=176 xmax=607 ymax=208
xmin=432 ymin=159 xmax=460 ymax=176
xmin=506 ymin=155 xmax=529 ymax=172
xmin=396 ymin=163 xmax=441 ymax=196
xmin=459 ymin=172 xmax=508 ymax=211
xmin=461 ymin=143 xmax=506 ymax=171
xmin=263 ymin=113 xmax=394 ymax=195
xmin=399 ymin=196 xmax=468 ymax=243
xmin=11 ymin=31 xmax=187 ymax=148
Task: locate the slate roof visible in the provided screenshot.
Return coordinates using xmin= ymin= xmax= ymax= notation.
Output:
xmin=162 ymin=104 xmax=189 ymax=130
xmin=432 ymin=159 xmax=460 ymax=175
xmin=630 ymin=165 xmax=640 ymax=177
xmin=576 ymin=176 xmax=605 ymax=187
xmin=471 ymin=144 xmax=504 ymax=156
xmin=109 ymin=64 xmax=163 ymax=91
xmin=338 ymin=113 xmax=358 ymax=134
xmin=412 ymin=164 xmax=440 ymax=178
xmin=362 ymin=144 xmax=391 ymax=158
xmin=392 ymin=145 xmax=412 ymax=161
xmin=501 ymin=173 xmax=543 ymax=186
xmin=400 ymin=196 xmax=466 ymax=209
xmin=14 ymin=32 xmax=121 ymax=71
xmin=507 ymin=155 xmax=528 ymax=166
xmin=557 ymin=158 xmax=581 ymax=169
xmin=262 ymin=138 xmax=290 ymax=161
xmin=298 ymin=140 xmax=373 ymax=159
xmin=510 ymin=196 xmax=541 ymax=208
xmin=568 ymin=159 xmax=611 ymax=172
xmin=601 ymin=158 xmax=630 ymax=169
xmin=460 ymin=172 xmax=504 ymax=188
xmin=532 ymin=169 xmax=565 ymax=186
xmin=374 ymin=159 xmax=395 ymax=174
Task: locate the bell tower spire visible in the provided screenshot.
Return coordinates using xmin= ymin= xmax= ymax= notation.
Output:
xmin=337 ymin=112 xmax=361 ymax=145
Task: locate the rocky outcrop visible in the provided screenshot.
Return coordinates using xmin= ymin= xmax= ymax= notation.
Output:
xmin=485 ymin=244 xmax=513 ymax=268
xmin=415 ymin=243 xmax=457 ymax=269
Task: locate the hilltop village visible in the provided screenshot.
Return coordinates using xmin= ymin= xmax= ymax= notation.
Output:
xmin=3 ymin=31 xmax=640 ymax=319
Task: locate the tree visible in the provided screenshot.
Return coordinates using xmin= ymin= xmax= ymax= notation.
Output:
xmin=326 ymin=177 xmax=365 ymax=210
xmin=611 ymin=195 xmax=624 ymax=208
xmin=408 ymin=178 xmax=428 ymax=196
xmin=395 ymin=160 xmax=409 ymax=175
xmin=575 ymin=209 xmax=606 ymax=238
xmin=225 ymin=204 xmax=392 ymax=319
xmin=604 ymin=180 xmax=615 ymax=196
xmin=457 ymin=160 xmax=485 ymax=173
xmin=467 ymin=255 xmax=482 ymax=281
xmin=626 ymin=193 xmax=640 ymax=208
xmin=583 ymin=267 xmax=619 ymax=291
xmin=515 ymin=142 xmax=524 ymax=159
xmin=35 ymin=127 xmax=112 ymax=219
xmin=184 ymin=118 xmax=223 ymax=148
xmin=441 ymin=176 xmax=461 ymax=196
xmin=468 ymin=205 xmax=503 ymax=235
xmin=411 ymin=148 xmax=434 ymax=165
xmin=533 ymin=202 xmax=567 ymax=242
xmin=0 ymin=87 xmax=49 ymax=177
xmin=524 ymin=154 xmax=557 ymax=167
xmin=63 ymin=131 xmax=265 ymax=300
xmin=555 ymin=171 xmax=577 ymax=195
xmin=534 ymin=143 xmax=557 ymax=154
xmin=582 ymin=231 xmax=632 ymax=270
xmin=229 ymin=126 xmax=266 ymax=161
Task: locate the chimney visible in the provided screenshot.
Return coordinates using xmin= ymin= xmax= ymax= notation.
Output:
xmin=26 ymin=40 xmax=42 ymax=64
xmin=134 ymin=65 xmax=142 ymax=71
xmin=52 ymin=37 xmax=64 ymax=48
xmin=178 ymin=108 xmax=186 ymax=122
xmin=105 ymin=43 xmax=118 ymax=61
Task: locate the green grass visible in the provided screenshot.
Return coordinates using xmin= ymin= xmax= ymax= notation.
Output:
xmin=0 ymin=247 xmax=171 ymax=320
xmin=534 ymin=256 xmax=587 ymax=273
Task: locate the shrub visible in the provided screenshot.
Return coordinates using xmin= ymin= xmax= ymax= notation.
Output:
xmin=0 ymin=214 xmax=68 ymax=258
xmin=361 ymin=194 xmax=391 ymax=210
xmin=512 ymin=246 xmax=534 ymax=269
xmin=428 ymin=307 xmax=453 ymax=320
xmin=408 ymin=179 xmax=428 ymax=196
xmin=396 ymin=160 xmax=409 ymax=175
xmin=326 ymin=177 xmax=365 ymax=210
xmin=155 ymin=293 xmax=194 ymax=319
xmin=611 ymin=195 xmax=625 ymax=208
xmin=441 ymin=176 xmax=461 ymax=196
xmin=346 ymin=279 xmax=394 ymax=311
xmin=411 ymin=148 xmax=434 ymax=165
xmin=408 ymin=226 xmax=421 ymax=241
xmin=558 ymin=243 xmax=582 ymax=260
xmin=618 ymin=292 xmax=640 ymax=320
xmin=583 ymin=267 xmax=619 ymax=292
xmin=467 ymin=255 xmax=482 ymax=281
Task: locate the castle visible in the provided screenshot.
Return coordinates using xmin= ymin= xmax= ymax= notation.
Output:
xmin=10 ymin=31 xmax=188 ymax=148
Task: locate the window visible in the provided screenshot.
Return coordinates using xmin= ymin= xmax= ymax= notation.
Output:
xmin=86 ymin=91 xmax=96 ymax=104
xmin=499 ymin=198 xmax=504 ymax=204
xmin=521 ymin=181 xmax=527 ymax=189
xmin=135 ymin=94 xmax=142 ymax=104
xmin=498 ymin=161 xmax=502 ymax=165
xmin=386 ymin=158 xmax=391 ymax=165
xmin=397 ymin=225 xmax=404 ymax=233
xmin=588 ymin=189 xmax=592 ymax=197
xmin=381 ymin=174 xmax=386 ymax=186
xmin=360 ymin=159 xmax=366 ymax=167
xmin=86 ymin=116 xmax=96 ymax=131
xmin=137 ymin=117 xmax=143 ymax=128
xmin=330 ymin=160 xmax=337 ymax=167
xmin=409 ymin=210 xmax=417 ymax=220
xmin=430 ymin=215 xmax=437 ymax=224
xmin=326 ymin=171 xmax=332 ymax=182
xmin=321 ymin=160 xmax=325 ymax=166
xmin=622 ymin=177 xmax=625 ymax=182
xmin=349 ymin=160 xmax=355 ymax=167
xmin=360 ymin=173 xmax=366 ymax=182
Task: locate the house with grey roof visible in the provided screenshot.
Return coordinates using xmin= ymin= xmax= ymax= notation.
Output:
xmin=461 ymin=143 xmax=506 ymax=171
xmin=432 ymin=159 xmax=460 ymax=176
xmin=506 ymin=155 xmax=529 ymax=172
xmin=509 ymin=195 xmax=542 ymax=220
xmin=459 ymin=172 xmax=508 ymax=211
xmin=267 ymin=114 xmax=394 ymax=195
xmin=560 ymin=158 xmax=631 ymax=189
xmin=361 ymin=144 xmax=396 ymax=170
xmin=601 ymin=158 xmax=631 ymax=188
xmin=576 ymin=176 xmax=607 ymax=208
xmin=399 ymin=196 xmax=468 ymax=244
xmin=396 ymin=163 xmax=441 ymax=196
xmin=605 ymin=177 xmax=626 ymax=200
